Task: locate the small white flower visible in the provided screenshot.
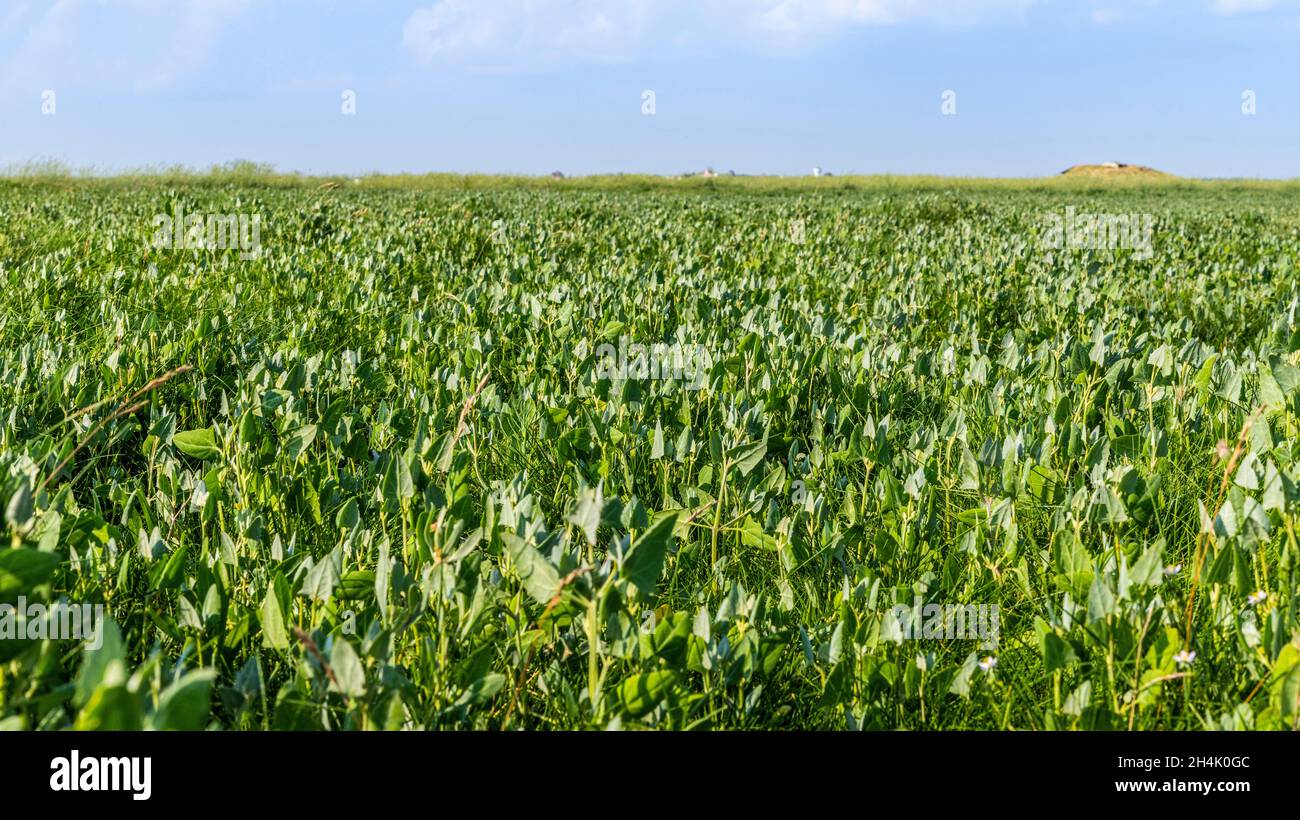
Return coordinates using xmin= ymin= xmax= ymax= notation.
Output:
xmin=1174 ymin=650 xmax=1196 ymax=667
xmin=979 ymin=656 xmax=997 ymax=673
xmin=1247 ymin=590 xmax=1268 ymax=607
xmin=1163 ymin=564 xmax=1182 ymax=576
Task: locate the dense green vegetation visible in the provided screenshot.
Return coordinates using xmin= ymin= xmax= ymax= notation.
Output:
xmin=2 ymin=178 xmax=1298 ymax=730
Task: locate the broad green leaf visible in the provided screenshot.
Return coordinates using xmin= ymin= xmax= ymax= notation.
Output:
xmin=948 ymin=652 xmax=979 ymax=698
xmin=174 ymin=427 xmax=220 ymax=460
xmin=618 ymin=670 xmax=675 ymax=717
xmin=75 ymin=662 xmax=143 ymax=731
xmin=621 ymin=511 xmax=679 ymax=603
xmin=303 ymin=552 xmax=341 ymax=603
xmin=286 ymin=424 xmax=318 ymax=462
xmin=5 ymin=477 xmax=33 ymax=530
xmin=0 ymin=548 xmax=60 ymax=601
xmin=74 ymin=618 xmax=125 ymax=706
xmin=567 ymin=484 xmax=603 ymax=547
xmin=261 ymin=582 xmax=288 ymax=650
xmin=727 ymin=439 xmax=768 ymax=477
xmin=329 ymin=638 xmax=366 ymax=698
xmin=502 ymin=532 xmax=562 ymax=606
xmin=455 ymin=672 xmax=506 ymax=708
xmin=1086 ymin=574 xmax=1116 ymax=623
xmin=152 ymin=669 xmax=216 ymax=730
xmin=651 ymin=418 xmax=665 ymax=460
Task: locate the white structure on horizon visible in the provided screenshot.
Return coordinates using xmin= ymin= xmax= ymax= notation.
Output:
xmin=812 ymin=167 xmax=822 ymax=177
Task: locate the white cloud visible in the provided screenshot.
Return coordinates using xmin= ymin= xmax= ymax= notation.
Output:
xmin=0 ymin=3 xmax=36 ymax=38
xmin=1209 ymin=0 xmax=1276 ymax=14
xmin=134 ymin=0 xmax=250 ymax=91
xmin=1 ymin=0 xmax=249 ymax=95
xmin=402 ymin=0 xmax=653 ymax=65
xmin=401 ymin=0 xmax=1038 ymax=67
xmin=757 ymin=0 xmax=1036 ymax=31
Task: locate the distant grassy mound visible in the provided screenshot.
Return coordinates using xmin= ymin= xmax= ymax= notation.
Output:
xmin=1059 ymin=162 xmax=1174 ymax=180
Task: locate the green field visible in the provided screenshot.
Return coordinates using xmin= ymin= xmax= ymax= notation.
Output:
xmin=2 ymin=176 xmax=1299 ymax=730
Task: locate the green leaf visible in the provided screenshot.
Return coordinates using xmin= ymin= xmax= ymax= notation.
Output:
xmin=502 ymin=532 xmax=562 ymax=606
xmin=1262 ymin=460 xmax=1291 ymax=512
xmin=152 ymin=669 xmax=216 ymax=730
xmin=948 ymin=652 xmax=979 ymax=698
xmin=174 ymin=427 xmax=220 ymax=460
xmin=381 ymin=452 xmax=414 ymax=504
xmin=76 ymin=671 xmax=145 ymax=730
xmin=5 ymin=477 xmax=33 ymax=530
xmin=1258 ymin=364 xmax=1286 ymax=412
xmin=75 ymin=618 xmax=125 ymax=707
xmin=1039 ymin=627 xmax=1076 ymax=673
xmin=303 ymin=552 xmax=341 ymax=603
xmin=151 ymin=544 xmax=189 ymax=590
xmin=1193 ymin=354 xmax=1218 ymax=393
xmin=1269 ymin=354 xmax=1300 ymax=396
xmin=618 ymin=670 xmax=676 ymax=717
xmin=567 ymin=485 xmax=603 ymax=547
xmin=329 ymin=638 xmax=366 ymax=698
xmin=286 ymin=424 xmax=318 ymax=462
xmin=726 ymin=438 xmax=768 ymax=477
xmin=335 ymin=497 xmax=360 ymax=530
xmin=1269 ymin=645 xmax=1300 ymax=718
xmin=959 ymin=444 xmax=980 ymax=490
xmin=1051 ymin=530 xmax=1092 ymax=597
xmin=455 ymin=672 xmax=506 ymax=708
xmin=650 ymin=419 xmax=666 ymax=460
xmin=375 ymin=538 xmax=392 ymax=620
xmin=1026 ymin=464 xmax=1063 ymax=504
xmin=737 ymin=515 xmax=779 ymax=550
xmin=621 ymin=511 xmax=679 ymax=603
xmin=1063 ymin=680 xmax=1092 ymax=717
xmin=0 ymin=548 xmax=60 ymax=602
xmin=1207 ymin=542 xmax=1235 ymax=586
xmin=1086 ymin=574 xmax=1116 ymax=623
xmin=337 ymin=569 xmax=375 ymax=601
xmin=1234 ymin=452 xmax=1260 ymax=490
xmin=1130 ymin=544 xmax=1164 ymax=587
xmin=261 ymin=582 xmax=288 ymax=650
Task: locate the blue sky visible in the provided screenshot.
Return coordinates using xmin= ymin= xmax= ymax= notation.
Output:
xmin=2 ymin=0 xmax=1298 ymax=177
